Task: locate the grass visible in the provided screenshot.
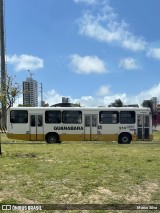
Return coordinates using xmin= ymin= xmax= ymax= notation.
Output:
xmin=152 ymin=130 xmax=160 ymax=141
xmin=0 ymin=132 xmax=160 ymax=213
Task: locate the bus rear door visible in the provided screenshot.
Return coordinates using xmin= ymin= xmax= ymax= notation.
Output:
xmin=30 ymin=114 xmax=44 ymax=141
xmin=84 ymin=114 xmax=99 ymax=141
xmin=137 ymin=114 xmax=150 ymax=140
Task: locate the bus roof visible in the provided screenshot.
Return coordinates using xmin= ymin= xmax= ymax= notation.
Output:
xmin=8 ymin=106 xmax=151 ymax=112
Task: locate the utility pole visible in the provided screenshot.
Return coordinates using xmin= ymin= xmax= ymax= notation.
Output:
xmin=0 ymin=0 xmax=6 ymax=155
xmin=0 ymin=0 xmax=7 ymax=129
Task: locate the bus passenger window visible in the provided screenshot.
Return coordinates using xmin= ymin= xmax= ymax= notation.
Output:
xmin=144 ymin=116 xmax=149 ymax=127
xmin=120 ymin=111 xmax=135 ymax=124
xmin=85 ymin=116 xmax=90 ymax=127
xmin=138 ymin=115 xmax=143 ymax=127
xmin=10 ymin=110 xmax=28 ymax=123
xmin=38 ymin=115 xmax=43 ymax=126
xmin=45 ymin=111 xmax=61 ymax=123
xmin=62 ymin=111 xmax=82 ymax=124
xmin=31 ymin=115 xmax=36 ymax=127
xmin=99 ymin=111 xmax=118 ymax=124
xmin=92 ymin=115 xmax=97 ymax=127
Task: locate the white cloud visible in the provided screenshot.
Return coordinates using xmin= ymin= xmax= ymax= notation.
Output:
xmin=135 ymin=83 xmax=160 ymax=101
xmin=41 ymin=90 xmax=127 ymax=107
xmin=77 ymin=1 xmax=147 ymax=52
xmin=43 ymin=89 xmax=62 ymax=105
xmin=72 ymin=96 xmax=97 ymax=107
xmin=146 ymin=48 xmax=160 ymax=60
xmin=75 ymin=0 xmax=160 ymax=63
xmin=102 ymin=83 xmax=160 ymax=107
xmin=70 ymin=54 xmax=107 ymax=74
xmin=118 ymin=57 xmax=140 ymax=70
xmin=122 ymin=36 xmax=146 ymax=52
xmin=103 ymin=93 xmax=128 ymax=106
xmin=14 ymin=83 xmax=160 ymax=107
xmin=7 ymin=54 xmax=44 ymax=71
xmin=96 ymin=85 xmax=110 ymax=96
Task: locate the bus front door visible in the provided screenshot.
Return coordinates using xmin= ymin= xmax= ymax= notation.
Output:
xmin=84 ymin=114 xmax=98 ymax=141
xmin=137 ymin=114 xmax=150 ymax=140
xmin=30 ymin=114 xmax=44 ymax=141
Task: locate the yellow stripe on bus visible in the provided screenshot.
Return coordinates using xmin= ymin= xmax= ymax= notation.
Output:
xmin=7 ymin=133 xmax=152 ymax=142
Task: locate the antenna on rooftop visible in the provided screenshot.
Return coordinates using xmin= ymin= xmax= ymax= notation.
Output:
xmin=28 ymin=70 xmax=34 ymax=79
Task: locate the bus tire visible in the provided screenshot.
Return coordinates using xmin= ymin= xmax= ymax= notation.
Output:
xmin=46 ymin=133 xmax=60 ymax=144
xmin=118 ymin=133 xmax=131 ymax=144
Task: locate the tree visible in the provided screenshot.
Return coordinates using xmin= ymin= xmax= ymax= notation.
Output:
xmin=0 ymin=75 xmax=20 ymax=126
xmin=142 ymin=100 xmax=154 ymax=114
xmin=110 ymin=99 xmax=123 ymax=107
xmin=74 ymin=102 xmax=81 ymax=107
xmin=18 ymin=104 xmax=32 ymax=107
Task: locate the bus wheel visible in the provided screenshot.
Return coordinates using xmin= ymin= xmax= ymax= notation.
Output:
xmin=118 ymin=133 xmax=131 ymax=144
xmin=46 ymin=133 xmax=59 ymax=144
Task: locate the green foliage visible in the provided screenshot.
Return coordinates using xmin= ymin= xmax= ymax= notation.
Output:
xmin=110 ymin=99 xmax=123 ymax=107
xmin=142 ymin=100 xmax=154 ymax=113
xmin=0 ymin=75 xmax=20 ymax=110
xmin=18 ymin=104 xmax=32 ymax=107
xmin=74 ymin=102 xmax=81 ymax=107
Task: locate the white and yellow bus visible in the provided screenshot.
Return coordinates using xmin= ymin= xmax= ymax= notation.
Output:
xmin=7 ymin=106 xmax=153 ymax=144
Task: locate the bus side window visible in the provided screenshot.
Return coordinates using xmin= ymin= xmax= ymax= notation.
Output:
xmin=144 ymin=116 xmax=149 ymax=127
xmin=10 ymin=110 xmax=28 ymax=123
xmin=38 ymin=115 xmax=43 ymax=126
xmin=85 ymin=116 xmax=90 ymax=127
xmin=99 ymin=111 xmax=118 ymax=124
xmin=92 ymin=115 xmax=97 ymax=127
xmin=45 ymin=111 xmax=61 ymax=123
xmin=138 ymin=115 xmax=143 ymax=127
xmin=31 ymin=115 xmax=36 ymax=127
xmin=120 ymin=111 xmax=135 ymax=124
xmin=62 ymin=111 xmax=82 ymax=124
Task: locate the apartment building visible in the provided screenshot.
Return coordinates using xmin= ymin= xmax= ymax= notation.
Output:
xmin=23 ymin=77 xmax=38 ymax=107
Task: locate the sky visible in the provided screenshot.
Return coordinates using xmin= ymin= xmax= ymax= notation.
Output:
xmin=4 ymin=0 xmax=160 ymax=107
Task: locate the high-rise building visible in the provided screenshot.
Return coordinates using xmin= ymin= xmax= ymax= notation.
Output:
xmin=23 ymin=77 xmax=38 ymax=106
